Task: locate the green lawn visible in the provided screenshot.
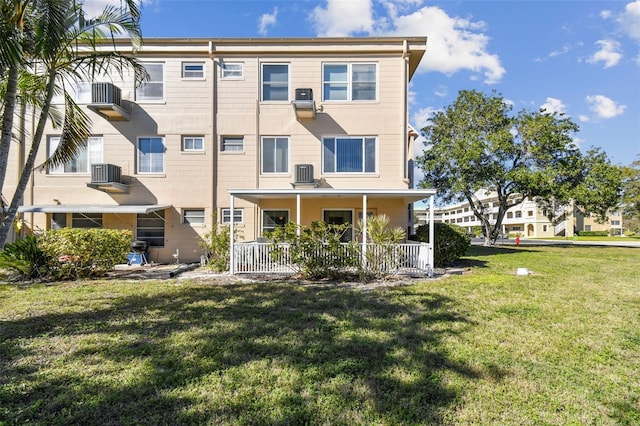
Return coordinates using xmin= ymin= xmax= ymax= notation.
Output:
xmin=1 ymin=245 xmax=638 ymax=425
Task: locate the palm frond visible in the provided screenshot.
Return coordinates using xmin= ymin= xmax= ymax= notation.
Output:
xmin=38 ymin=90 xmax=91 ymax=170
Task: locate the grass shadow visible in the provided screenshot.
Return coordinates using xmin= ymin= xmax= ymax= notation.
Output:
xmin=0 ymin=281 xmax=498 ymax=425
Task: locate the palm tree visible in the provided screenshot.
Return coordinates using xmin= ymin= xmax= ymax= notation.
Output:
xmin=0 ymin=0 xmax=147 ymax=246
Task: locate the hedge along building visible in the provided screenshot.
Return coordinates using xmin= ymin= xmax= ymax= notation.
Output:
xmin=10 ymin=37 xmax=436 ymax=271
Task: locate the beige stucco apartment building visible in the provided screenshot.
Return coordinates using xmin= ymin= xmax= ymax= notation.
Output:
xmin=8 ymin=37 xmax=434 ymax=264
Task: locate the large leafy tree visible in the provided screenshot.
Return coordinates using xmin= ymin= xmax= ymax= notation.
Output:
xmin=620 ymin=156 xmax=640 ymax=233
xmin=0 ymin=0 xmax=147 ymax=246
xmin=417 ymin=90 xmax=621 ymax=245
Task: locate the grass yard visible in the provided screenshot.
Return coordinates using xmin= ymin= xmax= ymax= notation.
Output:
xmin=1 ymin=245 xmax=639 ymax=425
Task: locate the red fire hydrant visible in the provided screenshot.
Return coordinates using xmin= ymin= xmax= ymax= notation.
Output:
xmin=515 ymin=235 xmax=521 ymax=247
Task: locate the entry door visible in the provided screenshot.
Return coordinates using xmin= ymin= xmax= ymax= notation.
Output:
xmin=323 ymin=210 xmax=353 ymax=242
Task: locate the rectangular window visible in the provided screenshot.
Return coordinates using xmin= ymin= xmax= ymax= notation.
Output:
xmin=262 ymin=64 xmax=289 ymax=101
xmin=182 ymin=62 xmax=204 ymax=79
xmin=221 ymin=208 xmax=244 ymax=224
xmin=262 ymin=210 xmax=288 ymax=234
xmin=261 ymin=137 xmax=288 ymax=173
xmin=182 ymin=136 xmax=204 ymax=152
xmin=51 ymin=213 xmax=67 ymax=230
xmin=137 ymin=137 xmax=165 ymax=174
xmin=543 ymin=225 xmax=548 ymax=232
xmin=136 ymin=210 xmax=165 ymax=247
xmin=72 ymin=213 xmax=102 ymax=228
xmin=527 ymin=211 xmax=534 ymax=217
xmin=48 ymin=136 xmax=102 ymax=174
xmin=323 ymin=210 xmax=353 ymax=242
xmin=515 ymin=211 xmax=522 ymax=218
xmin=611 ymin=220 xmax=621 ymax=225
xmin=507 ymin=212 xmax=513 ymax=219
xmin=323 ymin=136 xmax=376 ymax=173
xmin=323 ymin=63 xmax=377 ymax=101
xmin=221 ymin=136 xmax=244 ymax=152
xmin=136 ymin=62 xmax=164 ymax=101
xmin=183 ymin=209 xmax=205 ymax=225
xmin=221 ymin=62 xmax=243 ymax=79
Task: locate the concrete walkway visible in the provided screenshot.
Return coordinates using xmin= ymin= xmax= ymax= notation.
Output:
xmin=472 ymin=237 xmax=640 ymax=248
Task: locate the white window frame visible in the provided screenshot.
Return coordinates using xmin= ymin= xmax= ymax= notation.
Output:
xmin=137 ymin=137 xmax=165 ymax=174
xmin=48 ymin=136 xmax=103 ymax=175
xmin=182 ymin=136 xmax=204 ymax=152
xmin=221 ymin=208 xmax=244 ymax=224
xmin=261 ymin=136 xmax=289 ymax=174
xmin=322 ymin=62 xmax=378 ymax=102
xmin=261 ymin=63 xmax=289 ymax=102
xmin=221 ymin=136 xmax=244 ymax=153
xmin=136 ymin=62 xmax=164 ymax=102
xmin=221 ymin=61 xmax=243 ymax=79
xmin=183 ymin=209 xmax=205 ymax=225
xmin=322 ymin=136 xmax=377 ymax=174
xmin=182 ymin=62 xmax=205 ymax=79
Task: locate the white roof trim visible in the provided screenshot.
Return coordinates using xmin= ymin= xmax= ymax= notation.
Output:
xmin=228 ymin=188 xmax=436 ymax=202
xmin=18 ymin=204 xmax=172 ymax=214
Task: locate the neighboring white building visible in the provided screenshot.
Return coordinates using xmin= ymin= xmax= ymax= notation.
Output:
xmin=414 ymin=192 xmax=623 ymax=238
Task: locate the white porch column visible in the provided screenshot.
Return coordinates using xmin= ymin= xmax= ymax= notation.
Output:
xmin=296 ymin=194 xmax=301 ymax=236
xmin=229 ymin=194 xmax=235 ymax=274
xmin=362 ymin=194 xmax=368 ymax=268
xmin=428 ymin=195 xmax=435 ymax=277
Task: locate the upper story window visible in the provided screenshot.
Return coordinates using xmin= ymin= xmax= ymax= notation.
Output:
xmin=137 ymin=137 xmax=165 ymax=174
xmin=221 ymin=62 xmax=243 ymax=79
xmin=221 ymin=136 xmax=244 ymax=152
xmin=262 ymin=64 xmax=289 ymax=101
xmin=261 ymin=136 xmax=288 ymax=173
xmin=323 ymin=63 xmax=377 ymax=101
xmin=48 ymin=136 xmax=102 ymax=174
xmin=322 ymin=136 xmax=376 ymax=174
xmin=136 ymin=62 xmax=164 ymax=101
xmin=182 ymin=136 xmax=204 ymax=152
xmin=182 ymin=62 xmax=204 ymax=79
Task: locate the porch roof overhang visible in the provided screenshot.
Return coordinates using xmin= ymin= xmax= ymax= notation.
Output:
xmin=18 ymin=204 xmax=172 ymax=214
xmin=228 ymin=188 xmax=436 ymax=204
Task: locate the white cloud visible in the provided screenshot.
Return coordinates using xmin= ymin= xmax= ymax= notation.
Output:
xmin=258 ymin=7 xmax=278 ymax=36
xmin=618 ymin=0 xmax=640 ymax=41
xmin=309 ymin=1 xmax=505 ymax=84
xmin=412 ymin=106 xmax=439 ymax=130
xmin=81 ymin=0 xmax=152 ymax=18
xmin=585 ymin=95 xmax=626 ymax=119
xmin=548 ymin=44 xmax=571 ymax=58
xmin=600 ymin=10 xmax=613 ymax=19
xmin=587 ymin=39 xmax=623 ymax=68
xmin=579 ymin=114 xmax=590 ymax=122
xmin=434 ymin=85 xmax=447 ymax=97
xmin=310 ymin=0 xmax=374 ymax=37
xmin=540 ymin=97 xmax=567 ymax=114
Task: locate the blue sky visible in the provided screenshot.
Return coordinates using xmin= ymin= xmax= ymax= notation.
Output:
xmin=88 ymin=0 xmax=640 ymax=168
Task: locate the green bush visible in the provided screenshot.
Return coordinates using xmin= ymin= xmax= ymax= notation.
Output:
xmin=414 ymin=223 xmax=470 ymax=267
xmin=266 ymin=221 xmax=358 ymax=280
xmin=198 ymin=222 xmax=242 ymax=272
xmin=39 ymin=228 xmax=133 ymax=279
xmin=576 ymin=230 xmax=609 ymax=237
xmin=0 ymin=235 xmax=50 ymax=280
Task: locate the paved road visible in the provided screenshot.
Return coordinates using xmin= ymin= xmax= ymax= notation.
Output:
xmin=470 ymin=237 xmax=640 ymax=248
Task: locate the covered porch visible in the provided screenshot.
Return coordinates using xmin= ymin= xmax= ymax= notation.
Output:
xmin=228 ymin=188 xmax=436 ymax=276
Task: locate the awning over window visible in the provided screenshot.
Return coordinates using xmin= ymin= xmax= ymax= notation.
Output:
xmin=18 ymin=204 xmax=172 ymax=214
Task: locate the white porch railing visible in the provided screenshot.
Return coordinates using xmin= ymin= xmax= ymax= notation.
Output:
xmin=233 ymin=242 xmax=432 ymax=276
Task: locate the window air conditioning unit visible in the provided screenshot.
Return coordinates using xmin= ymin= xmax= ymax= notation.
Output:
xmin=295 ymin=88 xmax=313 ymax=101
xmin=295 ymin=164 xmax=314 ymax=184
xmin=91 ymin=163 xmax=121 ymax=183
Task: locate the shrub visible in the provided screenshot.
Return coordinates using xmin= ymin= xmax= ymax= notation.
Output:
xmin=198 ymin=223 xmax=242 ymax=272
xmin=576 ymin=230 xmax=609 ymax=237
xmin=266 ymin=221 xmax=358 ymax=280
xmin=0 ymin=235 xmax=50 ymax=280
xmin=414 ymin=223 xmax=470 ymax=267
xmin=39 ymin=228 xmax=133 ymax=279
xmin=354 ymin=214 xmax=406 ymax=279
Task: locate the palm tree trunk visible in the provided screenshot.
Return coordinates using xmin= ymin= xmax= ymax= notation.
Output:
xmin=0 ymin=68 xmax=56 ymax=247
xmin=0 ymin=64 xmax=20 ymax=198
